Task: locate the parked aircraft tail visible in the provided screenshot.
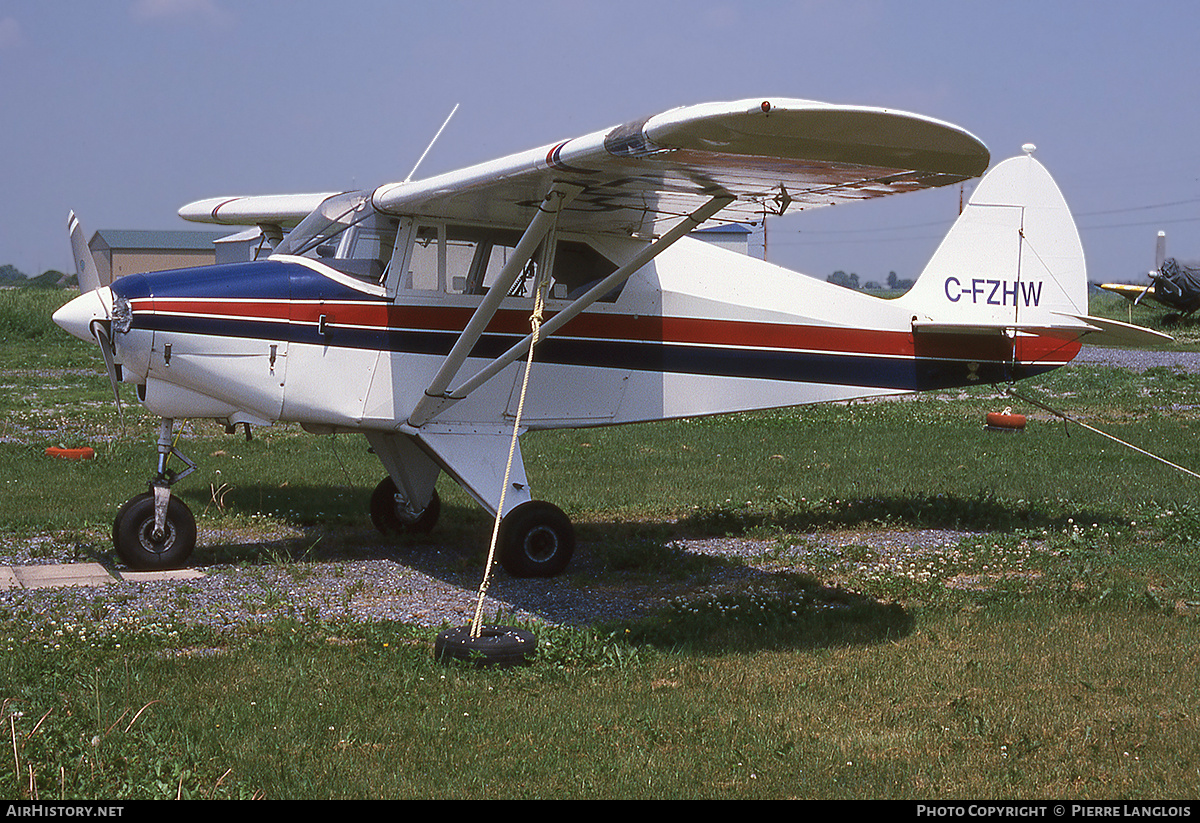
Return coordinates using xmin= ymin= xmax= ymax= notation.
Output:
xmin=898 ymin=147 xmax=1169 ymax=346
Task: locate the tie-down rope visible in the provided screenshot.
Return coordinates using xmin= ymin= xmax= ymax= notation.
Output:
xmin=1004 ymin=227 xmax=1197 ymax=476
xmin=1006 ymin=386 xmax=1200 ymax=480
xmin=470 ymin=267 xmax=549 ymax=638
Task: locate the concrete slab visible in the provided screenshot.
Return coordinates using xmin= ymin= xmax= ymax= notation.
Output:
xmin=0 ymin=564 xmax=208 ymax=590
xmin=13 ymin=563 xmax=117 ymax=590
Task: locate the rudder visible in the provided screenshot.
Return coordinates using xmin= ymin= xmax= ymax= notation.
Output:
xmin=898 ymin=149 xmax=1088 ymax=327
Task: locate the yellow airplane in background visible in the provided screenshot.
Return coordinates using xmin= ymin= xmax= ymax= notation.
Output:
xmin=1101 ymin=231 xmax=1200 ymax=317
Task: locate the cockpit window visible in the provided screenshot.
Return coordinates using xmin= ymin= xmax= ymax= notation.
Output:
xmin=274 ymin=191 xmax=398 ymax=284
xmin=274 ymin=191 xmax=371 ymax=258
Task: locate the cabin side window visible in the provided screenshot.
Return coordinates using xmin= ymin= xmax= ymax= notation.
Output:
xmin=396 ymin=223 xmax=621 ymax=302
xmin=549 ymin=241 xmax=620 ymax=301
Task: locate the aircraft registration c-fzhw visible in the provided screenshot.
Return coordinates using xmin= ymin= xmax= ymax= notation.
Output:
xmin=55 ymin=97 xmax=1167 ymax=576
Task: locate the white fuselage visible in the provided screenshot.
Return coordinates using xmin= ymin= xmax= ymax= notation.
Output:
xmin=53 ymin=234 xmax=1072 ymax=439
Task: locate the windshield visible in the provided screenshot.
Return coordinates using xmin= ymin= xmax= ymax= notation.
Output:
xmin=274 ymin=191 xmax=371 ymax=258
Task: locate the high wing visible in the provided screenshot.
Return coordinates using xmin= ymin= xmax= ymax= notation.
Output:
xmin=371 ymin=98 xmax=989 ymax=235
xmin=178 ymin=192 xmax=339 ymax=228
xmin=181 ymin=98 xmax=989 ymax=236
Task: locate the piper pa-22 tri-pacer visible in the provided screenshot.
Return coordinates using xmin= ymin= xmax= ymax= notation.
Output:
xmin=54 ymin=97 xmax=1167 ymax=576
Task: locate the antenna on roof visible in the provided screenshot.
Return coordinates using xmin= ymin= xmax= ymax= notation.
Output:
xmin=405 ymin=104 xmax=460 ymax=183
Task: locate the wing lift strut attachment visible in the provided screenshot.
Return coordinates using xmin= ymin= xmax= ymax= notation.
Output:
xmin=403 ymin=188 xmax=733 ymax=527
xmin=398 ymin=187 xmax=734 ymax=591
xmin=407 ymin=181 xmax=583 ymax=429
xmin=408 ymin=189 xmax=736 ymax=429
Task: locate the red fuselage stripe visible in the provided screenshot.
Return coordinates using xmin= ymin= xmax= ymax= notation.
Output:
xmin=139 ymin=298 xmax=1081 ymax=364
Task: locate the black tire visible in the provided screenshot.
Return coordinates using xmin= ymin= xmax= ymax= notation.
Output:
xmin=112 ymin=492 xmax=197 ymax=570
xmin=370 ymin=477 xmax=440 ymax=535
xmin=434 ymin=625 xmax=537 ymax=667
xmin=497 ymin=500 xmax=574 ymax=578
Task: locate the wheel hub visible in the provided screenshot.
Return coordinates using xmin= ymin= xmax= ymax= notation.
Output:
xmin=523 ymin=525 xmax=559 ymax=562
xmin=138 ymin=519 xmax=176 ymax=554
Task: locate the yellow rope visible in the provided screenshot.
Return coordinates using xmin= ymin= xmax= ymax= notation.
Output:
xmin=1007 ymin=387 xmax=1200 ymax=480
xmin=471 ymin=269 xmax=549 ymax=637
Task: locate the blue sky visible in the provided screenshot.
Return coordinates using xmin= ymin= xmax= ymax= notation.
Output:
xmin=2 ymin=0 xmax=1197 ymax=286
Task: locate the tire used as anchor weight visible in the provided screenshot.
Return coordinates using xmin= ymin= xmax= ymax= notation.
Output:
xmin=434 ymin=625 xmax=537 ymax=667
xmin=497 ymin=500 xmax=575 ymax=578
xmin=112 ymin=491 xmax=197 ymax=570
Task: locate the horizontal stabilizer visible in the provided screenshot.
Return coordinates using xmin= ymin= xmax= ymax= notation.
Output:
xmin=1099 ymin=283 xmax=1154 ymax=300
xmin=1055 ymin=313 xmax=1173 ymax=347
xmin=911 ymin=314 xmax=1170 ymax=347
xmin=911 ymin=320 xmax=1093 ymax=337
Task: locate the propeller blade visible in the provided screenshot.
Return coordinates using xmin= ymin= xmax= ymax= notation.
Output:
xmin=1156 ymin=230 xmax=1167 ymax=270
xmin=92 ymin=323 xmax=123 ymax=421
xmin=68 ymin=211 xmax=106 ymax=292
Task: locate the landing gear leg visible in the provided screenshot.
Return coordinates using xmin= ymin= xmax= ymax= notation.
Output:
xmin=364 ymin=432 xmax=442 ymax=538
xmin=112 ymin=418 xmax=198 ymax=570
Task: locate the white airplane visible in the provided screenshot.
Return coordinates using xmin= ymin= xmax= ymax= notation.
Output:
xmin=54 ymin=97 xmax=1167 ymax=576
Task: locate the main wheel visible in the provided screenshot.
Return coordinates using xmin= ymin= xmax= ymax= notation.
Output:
xmin=370 ymin=477 xmax=440 ymax=535
xmin=112 ymin=492 xmax=197 ymax=570
xmin=497 ymin=500 xmax=574 ymax=578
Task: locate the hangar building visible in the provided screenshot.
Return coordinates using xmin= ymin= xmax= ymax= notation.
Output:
xmin=86 ymin=223 xmax=753 ymax=283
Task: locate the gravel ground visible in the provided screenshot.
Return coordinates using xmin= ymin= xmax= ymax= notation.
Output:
xmin=1074 ymin=345 xmax=1200 ymax=373
xmin=0 ymin=520 xmax=978 ymax=634
xmin=0 ymin=346 xmax=1182 ymax=634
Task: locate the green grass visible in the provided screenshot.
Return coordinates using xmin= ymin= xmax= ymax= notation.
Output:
xmin=3 ymin=291 xmax=1200 ymax=798
xmin=1088 ymin=288 xmax=1200 ymax=349
xmin=3 ymin=607 xmax=1197 ymax=799
xmin=0 ymin=288 xmax=73 ymax=344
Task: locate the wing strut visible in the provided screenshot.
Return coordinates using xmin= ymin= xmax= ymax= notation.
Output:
xmin=407 ymin=182 xmax=583 ymax=429
xmin=411 ymin=193 xmax=735 ymax=425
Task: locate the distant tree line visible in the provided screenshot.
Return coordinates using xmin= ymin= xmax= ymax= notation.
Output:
xmin=8 ymin=257 xmax=922 ymax=294
xmin=826 ymin=270 xmax=914 ymax=293
xmin=0 ymin=264 xmax=73 ymax=289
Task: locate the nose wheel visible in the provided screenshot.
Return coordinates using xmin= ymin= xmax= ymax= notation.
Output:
xmin=112 ymin=418 xmax=198 ymax=570
xmin=112 ymin=490 xmax=196 ymax=570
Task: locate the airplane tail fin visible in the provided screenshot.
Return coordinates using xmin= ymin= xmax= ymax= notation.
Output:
xmin=897 ymin=148 xmax=1169 ymax=347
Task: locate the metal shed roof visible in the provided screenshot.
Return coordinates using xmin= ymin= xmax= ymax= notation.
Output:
xmin=90 ymin=229 xmax=227 ymax=252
